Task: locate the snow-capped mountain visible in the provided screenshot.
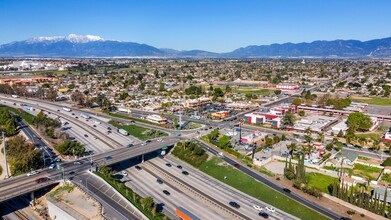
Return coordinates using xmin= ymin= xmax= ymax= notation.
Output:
xmin=26 ymin=34 xmax=105 ymax=44
xmin=1 ymin=34 xmax=391 ymax=58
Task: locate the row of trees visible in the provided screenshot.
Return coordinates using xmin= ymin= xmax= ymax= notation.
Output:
xmin=2 ymin=135 xmax=43 ymax=175
xmin=55 ymin=140 xmax=85 ymax=156
xmin=33 ymin=111 xmax=61 ymax=138
xmin=172 ymin=141 xmax=208 ymax=168
xmin=0 ymin=108 xmax=17 ymax=136
xmin=98 ymin=166 xmax=166 ymax=219
xmin=328 ymin=181 xmax=389 ymax=217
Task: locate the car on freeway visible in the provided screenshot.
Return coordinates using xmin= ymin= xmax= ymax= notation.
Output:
xmin=253 ymin=205 xmax=262 ymax=211
xmin=259 ymin=212 xmax=269 ymax=218
xmin=127 ymin=143 xmax=134 ymax=147
xmin=157 ymin=138 xmax=162 ymax=142
xmin=265 ymin=207 xmax=275 ymax=212
xmin=162 ymin=190 xmax=170 ymax=195
xmin=27 ymin=170 xmax=39 ymax=176
xmin=156 ymin=179 xmax=163 ymax=184
xmin=55 ymin=158 xmax=61 ymax=162
xmin=229 ymin=201 xmax=240 ymax=208
xmin=93 ymin=125 xmax=96 ymax=127
xmin=122 ymin=171 xmax=128 ymax=176
xmin=69 ymin=171 xmax=75 ymax=175
xmin=340 ymin=217 xmax=352 ymax=220
xmin=75 ymin=116 xmax=78 ymax=119
xmin=57 ymin=109 xmax=60 ymax=112
xmin=107 ymin=127 xmax=112 ymax=130
xmin=282 ymin=188 xmax=291 ymax=193
xmin=182 ymin=171 xmax=189 ymax=175
xmin=166 ymin=163 xmax=172 ymax=167
xmin=72 ymin=113 xmax=75 ymax=115
xmin=141 ymin=142 xmax=146 ymax=146
xmin=49 ymin=164 xmax=55 ymax=169
xmin=135 ymin=165 xmax=142 ymax=170
xmin=176 ymin=165 xmax=182 ymax=169
xmin=73 ymin=161 xmax=83 ymax=165
xmin=233 ymin=163 xmax=240 ymax=168
xmin=84 ymin=134 xmax=88 ymax=137
xmin=36 ymin=177 xmax=50 ymax=183
xmin=145 ymin=140 xmax=152 ymax=143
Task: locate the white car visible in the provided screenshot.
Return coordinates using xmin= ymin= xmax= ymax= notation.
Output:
xmin=122 ymin=171 xmax=128 ymax=176
xmin=27 ymin=170 xmax=39 ymax=176
xmin=265 ymin=207 xmax=275 ymax=212
xmin=253 ymin=205 xmax=262 ymax=211
xmin=49 ymin=164 xmax=55 ymax=169
xmin=157 ymin=138 xmax=162 ymax=142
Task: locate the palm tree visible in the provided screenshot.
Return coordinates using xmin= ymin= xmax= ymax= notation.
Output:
xmin=318 ymin=132 xmax=325 ymax=143
xmin=304 ymin=127 xmax=312 ymax=136
xmin=287 ymin=143 xmax=298 ymax=157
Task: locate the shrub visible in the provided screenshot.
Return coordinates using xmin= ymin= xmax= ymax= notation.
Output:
xmin=172 ymin=141 xmax=208 ymax=168
xmin=347 ymin=210 xmax=355 ymax=215
xmin=285 ymin=170 xmax=296 ymax=180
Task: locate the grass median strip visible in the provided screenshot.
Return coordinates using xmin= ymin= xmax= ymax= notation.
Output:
xmin=109 ymin=120 xmax=167 ymax=140
xmin=0 ymin=105 xmax=36 ymax=125
xmin=197 ymin=157 xmax=329 ymax=220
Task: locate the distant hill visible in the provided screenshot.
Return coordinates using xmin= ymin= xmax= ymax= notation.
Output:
xmin=1 ymin=34 xmax=391 ymax=58
xmin=224 ymin=37 xmax=391 ymax=58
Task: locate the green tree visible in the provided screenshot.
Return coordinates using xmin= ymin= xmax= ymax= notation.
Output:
xmin=287 ymin=143 xmax=298 ymax=157
xmin=212 ymin=87 xmax=224 ymax=100
xmin=139 ymin=82 xmax=146 ymax=91
xmin=208 ymin=128 xmax=220 ymax=142
xmin=347 ymin=112 xmax=372 ymax=131
xmin=219 ymin=135 xmax=231 ymax=149
xmin=298 ymin=110 xmax=305 ymax=116
xmin=281 ymin=110 xmax=296 ymax=127
xmin=5 ymin=118 xmax=17 ymax=136
xmin=274 ymin=90 xmax=281 ymax=95
xmin=292 ymin=98 xmax=302 ymax=106
xmin=159 ymin=82 xmax=165 ymax=91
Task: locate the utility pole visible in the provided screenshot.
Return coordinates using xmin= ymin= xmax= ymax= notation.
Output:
xmin=2 ymin=131 xmax=9 ymax=179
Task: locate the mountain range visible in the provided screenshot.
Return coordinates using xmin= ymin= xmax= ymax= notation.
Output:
xmin=1 ymin=34 xmax=391 ymax=58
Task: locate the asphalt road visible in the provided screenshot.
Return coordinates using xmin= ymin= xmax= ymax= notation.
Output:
xmin=194 ymin=139 xmax=341 ymax=220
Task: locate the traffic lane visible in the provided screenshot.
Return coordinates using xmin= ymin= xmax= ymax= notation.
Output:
xmin=341 ymin=147 xmax=385 ymax=160
xmin=150 ymin=158 xmax=272 ymax=220
xmin=194 ymin=139 xmax=340 ymax=220
xmin=163 ymin=156 xmax=295 ymax=220
xmin=130 ymin=163 xmax=226 ymax=220
xmin=125 ymin=168 xmax=178 ymax=219
xmin=74 ymin=174 xmax=136 ymax=220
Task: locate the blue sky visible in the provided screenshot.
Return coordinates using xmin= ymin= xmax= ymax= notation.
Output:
xmin=1 ymin=0 xmax=390 ymax=52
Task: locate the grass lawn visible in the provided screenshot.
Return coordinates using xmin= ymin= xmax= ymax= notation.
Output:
xmin=199 ymin=157 xmax=329 ymax=220
xmin=233 ymin=88 xmax=275 ymax=95
xmin=0 ymin=105 xmax=36 ymax=125
xmin=108 ymin=120 xmax=167 ymax=140
xmin=351 ymin=97 xmax=391 ymax=106
xmin=355 ymin=133 xmax=382 ymax=140
xmin=307 ymin=173 xmax=338 ymax=193
xmin=352 ymin=163 xmax=382 ymax=181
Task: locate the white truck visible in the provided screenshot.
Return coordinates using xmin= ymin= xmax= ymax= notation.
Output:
xmin=118 ymin=128 xmax=128 ymax=136
xmin=94 ymin=120 xmax=101 ymax=125
xmin=63 ymin=107 xmax=71 ymax=112
xmin=80 ymin=113 xmax=91 ymax=119
xmin=11 ymin=95 xmax=19 ymax=98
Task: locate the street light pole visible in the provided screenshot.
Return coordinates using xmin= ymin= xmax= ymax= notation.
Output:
xmin=2 ymin=131 xmax=10 ymax=179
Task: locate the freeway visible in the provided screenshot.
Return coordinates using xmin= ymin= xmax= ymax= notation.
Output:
xmin=0 ymin=136 xmax=180 ymax=203
xmin=193 ymin=138 xmax=341 ymax=220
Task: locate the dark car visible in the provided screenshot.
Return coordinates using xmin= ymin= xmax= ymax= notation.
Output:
xmin=36 ymin=177 xmax=50 ymax=183
xmin=283 ymin=188 xmax=291 ymax=193
xmin=135 ymin=165 xmax=142 ymax=170
xmin=182 ymin=171 xmax=189 ymax=175
xmin=93 ymin=125 xmax=97 ymax=127
xmin=340 ymin=218 xmax=352 ymax=220
xmin=176 ymin=165 xmax=183 ymax=169
xmin=259 ymin=212 xmax=269 ymax=218
xmin=162 ymin=190 xmax=170 ymax=195
xmin=166 ymin=163 xmax=172 ymax=167
xmin=127 ymin=144 xmax=134 ymax=148
xmin=69 ymin=171 xmax=75 ymax=175
xmin=157 ymin=179 xmax=163 ymax=184
xmin=72 ymin=113 xmax=75 ymax=115
xmin=145 ymin=140 xmax=152 ymax=143
xmin=57 ymin=109 xmax=60 ymax=112
xmin=84 ymin=134 xmax=88 ymax=137
xmin=107 ymin=127 xmax=112 ymax=130
xmin=75 ymin=116 xmax=78 ymax=119
xmin=233 ymin=163 xmax=240 ymax=168
xmin=229 ymin=201 xmax=240 ymax=208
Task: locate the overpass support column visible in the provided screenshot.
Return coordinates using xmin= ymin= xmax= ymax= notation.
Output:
xmin=30 ymin=191 xmax=35 ymax=201
xmin=141 ymin=154 xmax=144 ymax=163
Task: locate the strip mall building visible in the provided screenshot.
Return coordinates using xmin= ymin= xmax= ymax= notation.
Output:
xmin=244 ymin=104 xmax=297 ymax=128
